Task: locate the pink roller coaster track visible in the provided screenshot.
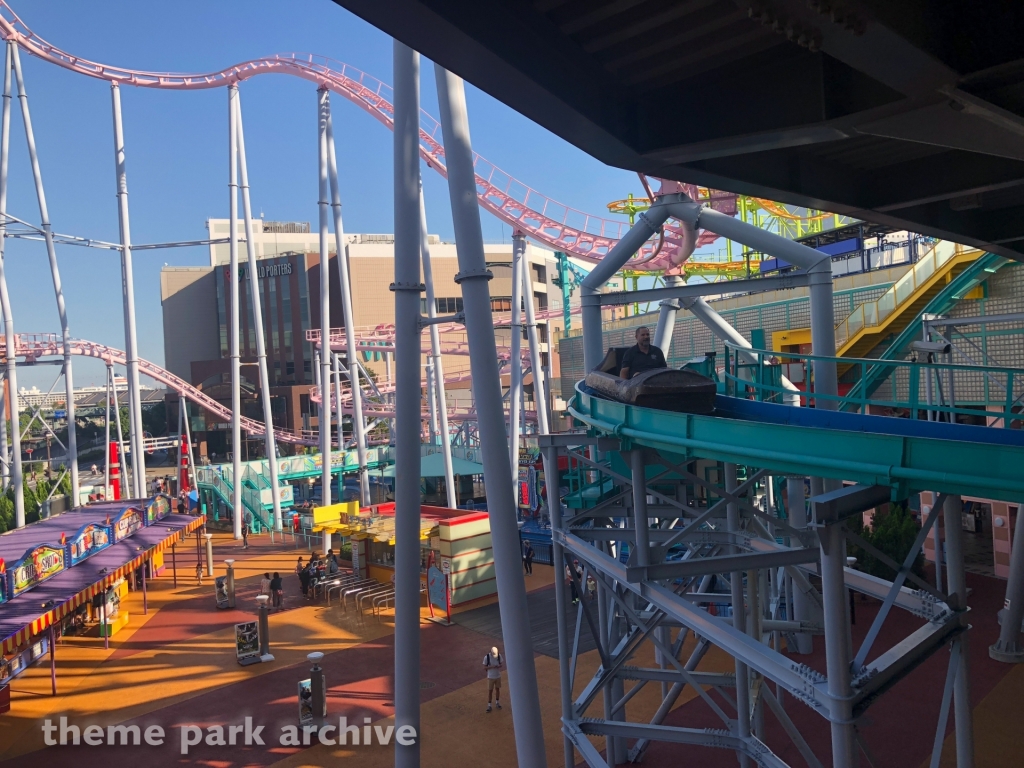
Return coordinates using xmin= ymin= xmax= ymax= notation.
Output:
xmin=0 ymin=1 xmax=732 ymax=272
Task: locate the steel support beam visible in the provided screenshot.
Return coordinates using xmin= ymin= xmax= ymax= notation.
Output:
xmin=435 ymin=63 xmax=547 ymax=768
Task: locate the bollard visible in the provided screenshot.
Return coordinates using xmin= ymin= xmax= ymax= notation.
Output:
xmin=225 ymin=559 xmax=236 ymax=609
xmin=308 ymin=651 xmax=326 ymax=725
xmin=204 ymin=533 xmax=215 ymax=577
xmin=256 ymin=594 xmax=274 ymax=661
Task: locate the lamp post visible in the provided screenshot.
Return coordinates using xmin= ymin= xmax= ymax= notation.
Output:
xmin=308 ymin=651 xmax=326 ymax=725
xmin=225 ymin=559 xmax=236 ymax=609
xmin=41 ymin=600 xmax=56 ymax=695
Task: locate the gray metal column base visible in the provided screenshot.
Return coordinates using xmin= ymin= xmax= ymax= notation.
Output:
xmin=988 ymin=639 xmax=1024 ymax=663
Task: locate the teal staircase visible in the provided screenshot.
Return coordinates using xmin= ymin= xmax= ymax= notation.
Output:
xmin=841 ymin=252 xmax=1011 ymax=411
xmin=196 ymin=467 xmax=275 ymax=532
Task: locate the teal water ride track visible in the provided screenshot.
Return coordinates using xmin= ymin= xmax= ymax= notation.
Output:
xmin=569 ymin=384 xmax=1024 ymax=504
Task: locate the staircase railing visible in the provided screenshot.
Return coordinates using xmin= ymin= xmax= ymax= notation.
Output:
xmin=834 ymin=240 xmax=960 ymax=350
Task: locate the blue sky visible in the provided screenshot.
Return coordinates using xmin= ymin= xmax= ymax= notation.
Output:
xmin=3 ymin=0 xmax=663 ymax=389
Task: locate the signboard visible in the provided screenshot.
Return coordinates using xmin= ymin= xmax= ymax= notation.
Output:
xmin=53 ymin=410 xmax=67 ymax=420
xmin=0 ymin=559 xmax=6 ymax=605
xmin=111 ymin=507 xmax=144 ymax=542
xmin=10 ymin=544 xmax=66 ymax=597
xmin=67 ymin=523 xmax=112 ymax=565
xmin=440 ymin=557 xmax=452 ymax=575
xmin=350 ymin=538 xmax=360 ymax=575
xmin=298 ymin=679 xmax=313 ymax=725
xmin=234 ymin=621 xmax=260 ymax=663
xmin=215 ymin=576 xmax=230 ymax=609
xmin=146 ymin=495 xmax=171 ymax=525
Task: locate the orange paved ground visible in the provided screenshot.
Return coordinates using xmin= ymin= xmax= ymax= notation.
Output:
xmin=0 ymin=531 xmax=1021 ymax=767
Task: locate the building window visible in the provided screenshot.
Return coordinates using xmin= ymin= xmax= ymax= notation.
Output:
xmin=535 ymin=292 xmax=548 ymax=311
xmin=435 ymin=297 xmax=464 ymax=314
xmin=286 ymin=361 xmax=295 ymax=376
xmin=303 ymin=360 xmax=312 ymax=373
xmin=490 ymin=296 xmax=512 ymax=312
xmin=532 ymin=263 xmax=546 ymax=284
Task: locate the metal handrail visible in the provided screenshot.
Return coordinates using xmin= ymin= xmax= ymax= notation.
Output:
xmin=722 ymin=342 xmax=1024 ymax=428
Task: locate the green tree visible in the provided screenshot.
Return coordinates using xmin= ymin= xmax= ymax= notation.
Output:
xmin=849 ymin=503 xmax=926 ymax=580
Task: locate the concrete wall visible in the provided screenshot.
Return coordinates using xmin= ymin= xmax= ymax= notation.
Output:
xmin=160 ymin=267 xmax=219 ymax=382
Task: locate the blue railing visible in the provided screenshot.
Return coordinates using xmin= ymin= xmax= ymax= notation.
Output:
xmin=722 ymin=342 xmax=1023 ymax=428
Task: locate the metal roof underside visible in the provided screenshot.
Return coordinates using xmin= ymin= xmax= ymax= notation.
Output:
xmin=332 ymin=0 xmax=1024 ymax=263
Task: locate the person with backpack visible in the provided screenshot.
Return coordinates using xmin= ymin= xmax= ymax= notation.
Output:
xmin=259 ymin=572 xmax=271 ymax=597
xmin=483 ymin=646 xmax=503 ymax=712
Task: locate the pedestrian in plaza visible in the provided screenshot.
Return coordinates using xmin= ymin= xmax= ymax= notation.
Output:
xmin=270 ymin=572 xmax=283 ymax=608
xmin=195 ymin=561 xmax=203 ymax=586
xmin=260 ymin=572 xmax=271 ymax=597
xmin=176 ymin=494 xmax=186 ymax=515
xmin=586 ymin=573 xmax=596 ymax=601
xmin=483 ymin=645 xmax=503 ymax=712
xmin=299 ymin=561 xmax=312 ymax=599
xmin=565 ymin=561 xmax=578 ymax=604
xmin=241 ymin=521 xmax=250 ymax=549
xmin=523 ymin=541 xmax=534 ymax=576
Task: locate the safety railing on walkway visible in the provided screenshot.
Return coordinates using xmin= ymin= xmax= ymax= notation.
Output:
xmin=722 ymin=342 xmax=1024 ymax=428
xmin=834 ymin=241 xmax=970 ymax=351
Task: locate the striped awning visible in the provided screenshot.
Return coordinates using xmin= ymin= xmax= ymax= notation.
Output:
xmin=1 ymin=515 xmax=204 ymax=654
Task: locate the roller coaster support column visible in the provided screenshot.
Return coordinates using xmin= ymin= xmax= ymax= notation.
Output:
xmin=991 ymin=498 xmax=1024 ymax=662
xmin=111 ymin=82 xmax=147 ymax=501
xmin=653 ymin=275 xmax=681 ymax=356
xmin=943 ymin=494 xmax=975 ymax=767
xmin=418 ymin=187 xmax=456 ymax=508
xmin=325 ymin=96 xmax=369 ymax=507
xmin=725 ymin=462 xmax=751 ymax=768
xmin=234 ymin=90 xmax=283 ymax=531
xmin=11 ymin=43 xmax=79 ymax=504
xmin=435 ymin=63 xmax=548 ymax=768
xmin=316 ymin=87 xmax=333 ymax=509
xmin=227 ymin=85 xmax=243 ymax=539
xmin=508 ymin=234 xmax=524 ymax=487
xmin=521 ymin=238 xmax=550 ymax=435
xmin=580 ymin=199 xmax=676 ymax=372
xmin=787 ymin=475 xmax=814 ymax=654
xmin=394 ymin=41 xmax=424 ymax=767
xmin=542 ymin=439 xmax=575 ymax=768
xmin=0 ymin=42 xmax=23 ymax=524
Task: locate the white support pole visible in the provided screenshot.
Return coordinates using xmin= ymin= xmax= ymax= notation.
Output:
xmin=324 ymin=98 xmax=369 ymax=507
xmin=426 ymin=361 xmax=438 ymax=444
xmin=234 ymin=90 xmax=283 ymax=531
xmin=419 ymin=187 xmax=456 ymax=508
xmin=227 ymin=85 xmax=243 ymax=539
xmin=435 ymin=63 xmax=548 ymax=768
xmin=652 ymin=275 xmax=681 ymax=356
xmin=0 ymin=370 xmax=7 ymax=491
xmin=520 ymin=243 xmax=550 ymax=435
xmin=110 ymin=81 xmax=146 ymax=501
xmin=508 ymin=234 xmax=523 ymax=489
xmin=104 ymin=365 xmax=111 ymax=498
xmin=316 ymin=87 xmax=332 ymax=510
xmin=176 ymin=394 xmax=184 ymax=495
xmin=11 ymin=43 xmax=79 ymax=504
xmin=0 ymin=42 xmax=23 ymax=525
xmin=332 ymin=352 xmax=344 ymax=448
xmin=393 ymin=41 xmax=423 ymax=768
xmin=725 ymin=462 xmax=751 ymax=768
xmin=787 ymin=475 xmax=814 ymax=654
xmin=111 ymin=366 xmax=128 ymax=497
xmin=181 ymin=395 xmax=197 ymax=492
xmin=942 ymin=494 xmax=975 ymax=768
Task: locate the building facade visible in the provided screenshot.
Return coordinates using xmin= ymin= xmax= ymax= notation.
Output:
xmin=161 ymin=219 xmax=568 ymax=459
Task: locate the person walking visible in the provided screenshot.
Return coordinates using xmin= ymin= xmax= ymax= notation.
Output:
xmin=523 ymin=541 xmax=534 ymax=576
xmin=241 ymin=521 xmax=250 ymax=549
xmin=483 ymin=646 xmax=503 ymax=712
xmin=565 ymin=561 xmax=578 ymax=604
xmin=259 ymin=572 xmax=271 ymax=597
xmin=270 ymin=572 xmax=283 ymax=608
xmin=299 ymin=561 xmax=312 ymax=600
xmin=195 ymin=561 xmax=203 ymax=586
